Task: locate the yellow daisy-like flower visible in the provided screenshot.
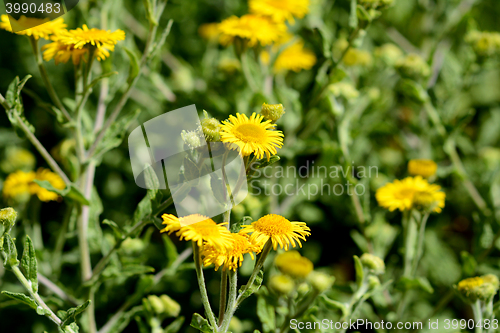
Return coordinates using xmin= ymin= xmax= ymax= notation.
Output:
xmin=375 ymin=176 xmax=445 ymax=213
xmin=218 ymin=14 xmax=287 ymax=47
xmin=2 ymin=170 xmax=35 ymax=202
xmin=43 ymin=24 xmax=125 ymax=64
xmin=2 ymin=168 xmax=65 ymax=202
xmin=0 ymin=15 xmax=66 ymax=40
xmin=274 ymin=250 xmax=313 ymax=278
xmin=161 ymin=214 xmax=233 ymax=250
xmin=220 ymin=113 xmax=284 ymax=160
xmin=30 ymin=168 xmax=66 ymax=202
xmin=249 ymin=0 xmax=310 ymax=24
xmin=407 ymin=159 xmax=437 ymax=178
xmin=273 ymin=40 xmax=317 ymax=72
xmin=202 ymin=233 xmax=261 ymax=271
xmin=240 ymin=214 xmax=311 ymax=251
xmin=198 ymin=23 xmax=220 ymax=41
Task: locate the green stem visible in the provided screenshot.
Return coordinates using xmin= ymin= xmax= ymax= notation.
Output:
xmin=218 ymin=209 xmax=232 ymax=325
xmin=411 ymin=213 xmax=429 ymax=277
xmin=472 ymin=300 xmax=483 ymax=333
xmin=28 ymin=37 xmax=71 ymax=122
xmin=240 ymin=51 xmax=259 ymax=92
xmin=402 ymin=210 xmax=417 ymax=277
xmin=219 ymin=269 xmax=238 ymax=332
xmin=193 ymin=243 xmax=218 ymax=328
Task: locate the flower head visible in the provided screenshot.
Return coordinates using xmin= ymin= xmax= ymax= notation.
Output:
xmin=240 ymin=214 xmax=311 ymax=250
xmin=465 ymin=31 xmax=500 ymax=57
xmin=0 ymin=15 xmax=66 ymax=40
xmin=457 ymin=274 xmax=499 ymax=302
xmin=202 ymin=233 xmax=261 ymax=271
xmin=273 ymin=40 xmax=317 ymax=72
xmin=269 ymin=274 xmax=295 ymax=295
xmin=43 ymin=24 xmax=125 ymax=64
xmin=408 ymin=159 xmax=437 ymax=178
xmin=30 ymin=168 xmax=66 ymax=202
xmin=395 ymin=54 xmax=430 ymax=80
xmin=161 ymin=214 xmax=233 ymax=250
xmin=261 ymin=103 xmax=285 ymax=122
xmin=2 ymin=170 xmax=35 ymax=203
xmin=360 ymin=253 xmax=385 ymax=275
xmin=249 ymin=0 xmax=310 ymax=24
xmin=218 ymin=14 xmax=287 ymax=47
xmin=375 ymin=176 xmax=445 ymax=213
xmin=274 ymin=250 xmax=313 ymax=278
xmin=220 ymin=113 xmax=284 ymax=160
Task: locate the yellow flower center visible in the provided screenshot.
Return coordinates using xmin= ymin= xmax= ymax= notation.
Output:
xmin=413 ymin=191 xmax=435 ymax=206
xmin=233 ymin=123 xmax=267 ymax=143
xmin=253 ymin=214 xmax=293 ymax=235
xmin=458 ymin=277 xmax=485 ymax=290
xmin=190 ymin=220 xmax=224 ymax=237
xmin=394 ymin=188 xmax=414 ymax=199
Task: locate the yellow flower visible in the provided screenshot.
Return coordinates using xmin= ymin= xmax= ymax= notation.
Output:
xmin=220 ymin=113 xmax=284 ymax=160
xmin=43 ymin=24 xmax=125 ymax=64
xmin=465 ymin=31 xmax=500 ymax=57
xmin=2 ymin=170 xmax=35 ymax=202
xmin=198 ymin=23 xmax=220 ymax=41
xmin=0 ymin=15 xmax=66 ymax=40
xmin=343 ymin=48 xmax=372 ymax=66
xmin=457 ymin=274 xmax=499 ymax=302
xmin=269 ymin=274 xmax=295 ymax=295
xmin=161 ymin=214 xmax=233 ymax=250
xmin=30 ymin=168 xmax=66 ymax=202
xmin=218 ymin=14 xmax=287 ymax=47
xmin=375 ymin=176 xmax=445 ymax=213
xmin=274 ymin=250 xmax=313 ymax=278
xmin=202 ymin=233 xmax=261 ymax=271
xmin=274 ymin=40 xmax=317 ymax=72
xmin=240 ymin=214 xmax=311 ymax=250
xmin=0 ymin=147 xmax=36 ymax=173
xmin=249 ymin=0 xmax=310 ymax=24
xmin=408 ymin=159 xmax=437 ymax=178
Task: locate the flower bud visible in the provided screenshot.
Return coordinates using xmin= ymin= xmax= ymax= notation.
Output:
xmin=181 ymin=130 xmax=202 ymax=149
xmin=374 ymin=43 xmax=403 ymax=66
xmin=395 ymin=54 xmax=430 ymax=81
xmin=457 ymin=274 xmax=500 ymax=302
xmin=146 ymin=295 xmax=165 ymax=314
xmin=360 ymin=253 xmax=385 ymax=275
xmin=269 ymin=274 xmax=295 ymax=296
xmin=229 ymin=316 xmax=244 ymax=333
xmin=307 ymin=271 xmax=335 ymax=293
xmin=368 ymin=275 xmax=381 ymax=290
xmin=408 ymin=159 xmax=437 ymax=178
xmin=201 ymin=112 xmax=221 ymax=142
xmin=0 ymin=147 xmax=36 ymax=173
xmin=328 ymin=82 xmax=359 ymax=100
xmin=261 ymin=103 xmax=285 ymax=122
xmin=120 ymin=237 xmax=145 ymax=256
xmin=160 ymin=294 xmax=181 ymax=317
xmin=275 ymin=251 xmax=314 ymax=279
xmin=465 ymin=31 xmax=500 ymax=58
xmin=0 ymin=208 xmax=17 ymax=233
xmin=297 ymin=282 xmax=310 ymax=295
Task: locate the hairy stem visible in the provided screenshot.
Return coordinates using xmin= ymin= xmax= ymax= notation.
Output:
xmin=193 ymin=243 xmax=218 ymax=328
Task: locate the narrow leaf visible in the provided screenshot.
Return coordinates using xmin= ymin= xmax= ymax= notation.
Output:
xmin=2 ymin=234 xmax=19 ymax=267
xmin=21 ymin=236 xmax=38 ymax=293
xmin=190 ymin=313 xmax=214 ymax=333
xmin=1 ymin=291 xmax=37 ymax=309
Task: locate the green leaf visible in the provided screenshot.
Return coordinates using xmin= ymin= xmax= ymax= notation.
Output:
xmin=349 ymin=0 xmax=358 ymax=28
xmin=93 ymin=109 xmax=141 ymax=160
xmin=397 ymin=276 xmax=434 ymax=294
xmin=150 ymin=20 xmax=174 ymax=58
xmin=103 ymin=219 xmax=125 ymax=240
xmin=163 ymin=234 xmax=178 ymax=267
xmin=61 ymin=323 xmax=80 ymax=333
xmin=32 ymin=180 xmax=90 ymax=205
xmin=124 ymin=47 xmax=140 ymax=84
xmin=144 ymin=164 xmax=160 ymax=200
xmin=164 ymin=316 xmax=185 ymax=333
xmin=253 ymin=155 xmax=280 ymax=169
xmin=356 ymin=4 xmax=371 ymax=21
xmin=353 ymin=255 xmax=364 ymax=288
xmin=184 ymin=157 xmax=200 ymax=182
xmin=2 ymin=234 xmax=19 ymax=267
xmin=1 ymin=291 xmax=37 ymax=309
xmin=190 ymin=313 xmax=214 ymax=333
xmin=231 ymin=216 xmax=252 ymax=233
xmin=257 ymin=295 xmax=276 ymax=333
xmin=133 ymin=194 xmax=152 ymax=225
xmin=210 ymin=174 xmax=226 ymax=205
xmin=398 ymin=79 xmax=429 ymax=104
xmin=460 ymin=251 xmax=477 ymax=276
xmin=61 ymin=300 xmax=91 ymax=326
xmin=87 ymin=72 xmax=118 ymax=91
xmin=21 ymin=236 xmax=38 ymax=293
xmin=238 ymin=270 xmax=264 ymax=301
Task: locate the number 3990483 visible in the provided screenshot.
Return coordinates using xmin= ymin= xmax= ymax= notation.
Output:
xmin=6 ymin=2 xmax=62 ymax=14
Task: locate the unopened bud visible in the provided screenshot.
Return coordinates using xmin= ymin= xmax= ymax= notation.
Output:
xmin=181 ymin=130 xmax=202 ymax=149
xmin=261 ymin=103 xmax=285 ymax=122
xmin=395 ymin=54 xmax=430 ymax=80
xmin=200 ymin=114 xmax=221 ymax=142
xmin=160 ymin=294 xmax=181 ymax=317
xmin=368 ymin=275 xmax=381 ymax=290
xmin=0 ymin=208 xmax=17 ymax=233
xmin=269 ymin=274 xmax=295 ymax=296
xmin=120 ymin=237 xmax=145 ymax=256
xmin=457 ymin=274 xmax=500 ymax=302
xmin=360 ymin=253 xmax=385 ymax=275
xmin=146 ymin=295 xmax=165 ymax=314
xmin=307 ymin=271 xmax=335 ymax=293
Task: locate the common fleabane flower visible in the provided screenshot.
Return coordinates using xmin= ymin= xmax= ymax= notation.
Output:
xmin=249 ymin=0 xmax=310 ymax=24
xmin=273 ymin=40 xmax=317 ymax=73
xmin=218 ymin=14 xmax=287 ymax=47
xmin=220 ymin=113 xmax=284 ymax=160
xmin=240 ymin=214 xmax=311 ymax=250
xmin=0 ymin=15 xmax=66 ymax=40
xmin=161 ymin=214 xmax=233 ymax=250
xmin=201 ymin=233 xmax=261 ymax=271
xmin=274 ymin=250 xmax=313 ymax=278
xmin=375 ymin=176 xmax=445 ymax=213
xmin=407 ymin=159 xmax=437 ymax=178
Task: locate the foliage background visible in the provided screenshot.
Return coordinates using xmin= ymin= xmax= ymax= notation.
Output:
xmin=1 ymin=0 xmax=500 ymax=332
